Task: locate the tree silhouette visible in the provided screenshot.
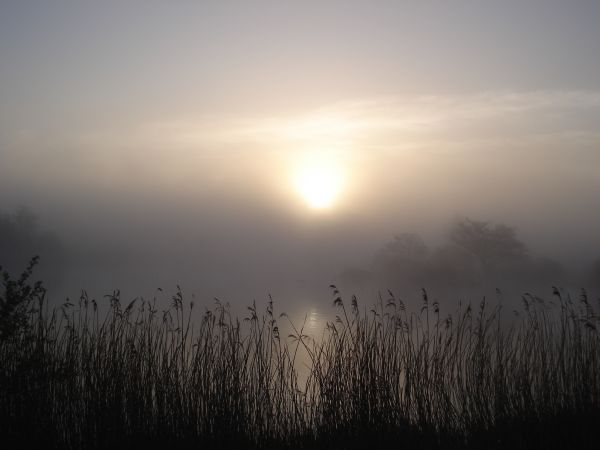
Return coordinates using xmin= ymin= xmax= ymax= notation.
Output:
xmin=0 ymin=207 xmax=65 ymax=291
xmin=371 ymin=233 xmax=429 ymax=288
xmin=449 ymin=218 xmax=529 ymax=269
xmin=0 ymin=256 xmax=45 ymax=341
xmin=374 ymin=233 xmax=428 ymax=262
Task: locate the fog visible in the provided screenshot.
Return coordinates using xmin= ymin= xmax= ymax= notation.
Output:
xmin=1 ymin=1 xmax=600 ymax=320
xmin=2 ymin=131 xmax=599 ymax=314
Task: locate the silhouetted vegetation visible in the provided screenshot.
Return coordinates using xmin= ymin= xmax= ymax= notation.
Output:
xmin=0 ymin=207 xmax=66 ymax=291
xmin=343 ymin=218 xmax=566 ymax=295
xmin=1 ymin=259 xmax=600 ymax=449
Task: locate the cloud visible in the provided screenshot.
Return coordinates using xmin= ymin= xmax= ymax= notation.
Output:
xmin=6 ymin=89 xmax=599 ymax=158
xmin=3 ymin=89 xmax=599 ymax=221
xmin=110 ymin=90 xmax=600 ymax=158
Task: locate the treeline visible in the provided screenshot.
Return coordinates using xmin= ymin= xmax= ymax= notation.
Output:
xmin=342 ymin=218 xmax=599 ymax=295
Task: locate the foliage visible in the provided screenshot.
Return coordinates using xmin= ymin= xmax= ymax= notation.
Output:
xmin=0 ymin=256 xmax=45 ymax=341
xmin=449 ymin=218 xmax=529 ymax=267
xmin=360 ymin=218 xmax=565 ymax=292
xmin=0 ymin=207 xmax=65 ymax=289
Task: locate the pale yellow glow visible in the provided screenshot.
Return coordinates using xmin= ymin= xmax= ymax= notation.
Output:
xmin=280 ymin=114 xmax=356 ymax=142
xmin=294 ymin=164 xmax=343 ymax=210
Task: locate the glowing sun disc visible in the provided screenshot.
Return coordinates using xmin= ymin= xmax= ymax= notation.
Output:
xmin=294 ymin=166 xmax=342 ymax=209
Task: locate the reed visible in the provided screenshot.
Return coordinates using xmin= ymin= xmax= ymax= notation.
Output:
xmin=1 ymin=259 xmax=599 ymax=449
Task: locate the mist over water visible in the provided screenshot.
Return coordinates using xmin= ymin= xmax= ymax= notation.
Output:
xmin=1 ymin=164 xmax=599 ymax=320
xmin=1 ymin=1 xmax=600 ymax=325
xmin=2 ymin=144 xmax=599 ymax=327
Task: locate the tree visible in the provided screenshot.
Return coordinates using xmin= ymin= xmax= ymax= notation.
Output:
xmin=0 ymin=207 xmax=66 ymax=292
xmin=0 ymin=257 xmax=45 ymax=341
xmin=449 ymin=218 xmax=529 ymax=270
xmin=372 ymin=233 xmax=429 ymax=288
xmin=373 ymin=233 xmax=428 ymax=263
xmin=426 ymin=243 xmax=484 ymax=290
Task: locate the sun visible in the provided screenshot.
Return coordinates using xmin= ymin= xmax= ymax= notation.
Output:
xmin=294 ymin=165 xmax=343 ymax=210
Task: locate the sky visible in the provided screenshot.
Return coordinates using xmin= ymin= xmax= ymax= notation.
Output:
xmin=1 ymin=1 xmax=600 ymax=315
